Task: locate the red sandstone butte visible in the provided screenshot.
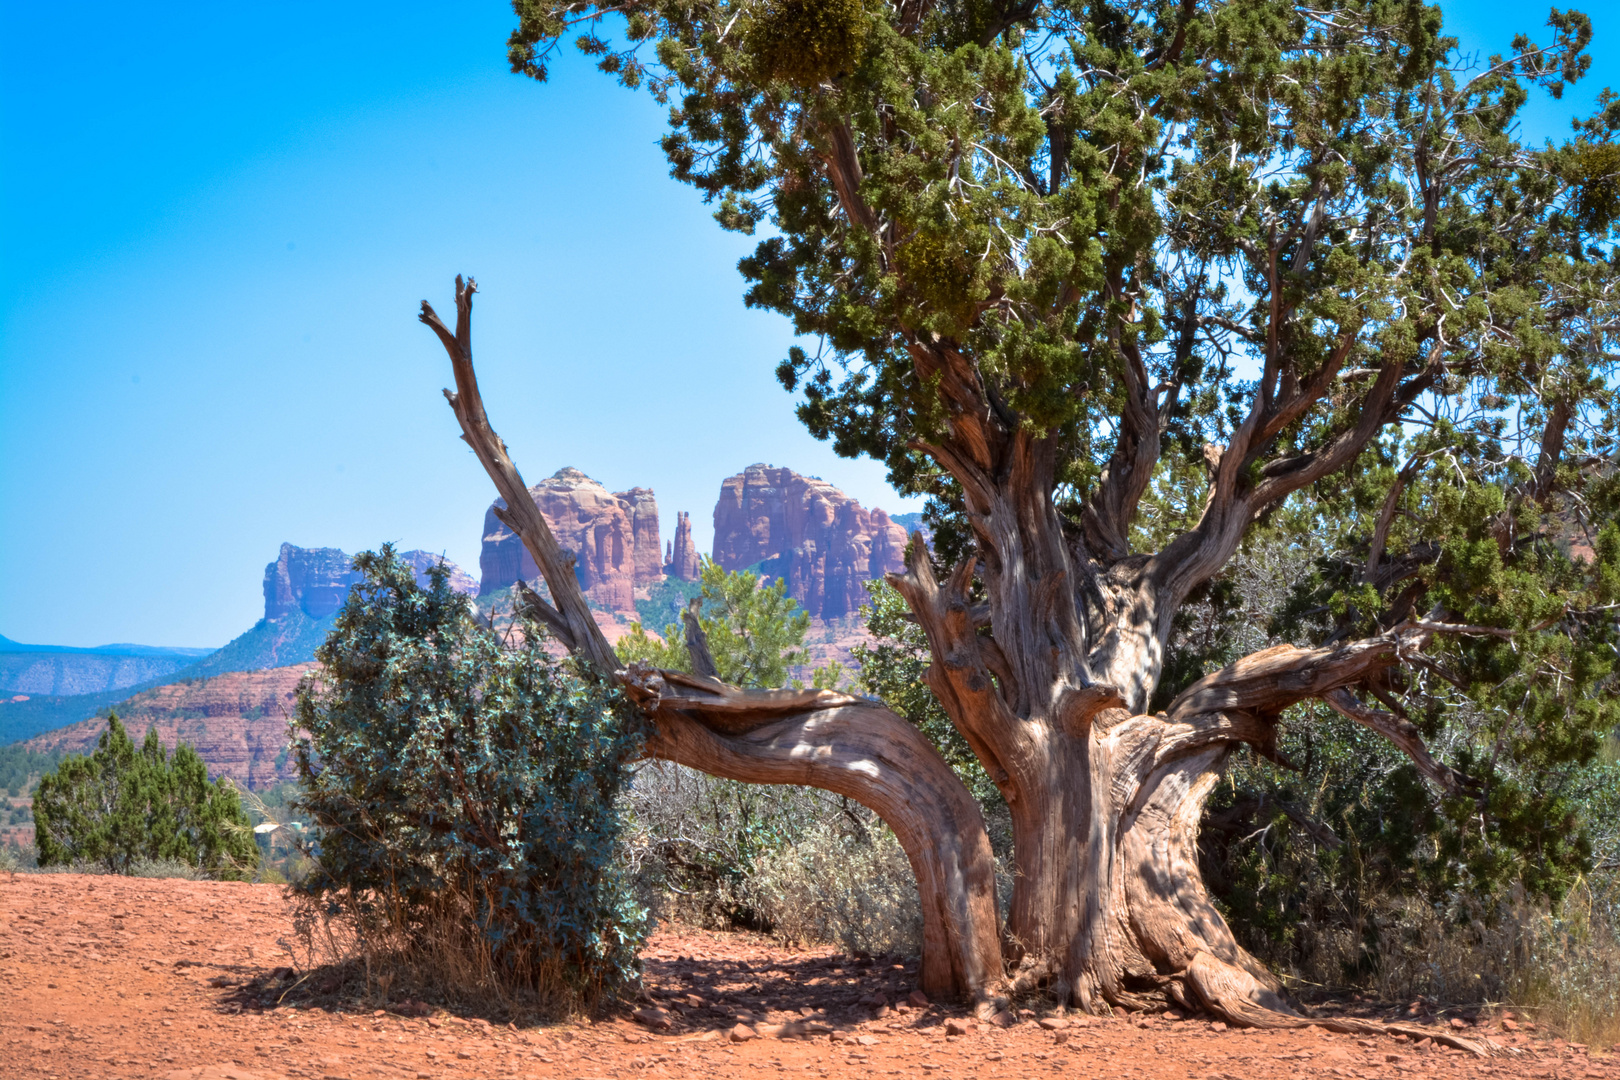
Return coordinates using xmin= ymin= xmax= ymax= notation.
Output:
xmin=711 ymin=464 xmax=910 ymax=620
xmin=479 ymin=467 xmax=663 ymax=614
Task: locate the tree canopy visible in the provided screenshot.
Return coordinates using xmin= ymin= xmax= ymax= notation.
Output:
xmin=420 ymin=0 xmax=1620 ymax=1026
xmin=619 ymin=560 xmax=813 ymax=686
xmin=508 ymin=0 xmax=1620 ymax=898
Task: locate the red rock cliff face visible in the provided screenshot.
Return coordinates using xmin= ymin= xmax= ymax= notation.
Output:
xmin=479 ymin=467 xmax=663 ymax=613
xmin=24 ymin=666 xmax=311 ymax=791
xmin=264 ymin=545 xmax=361 ymax=620
xmin=618 ymin=487 xmax=664 ymax=587
xmin=711 ymin=465 xmax=911 ymax=619
xmin=263 ymin=544 xmax=475 ymax=621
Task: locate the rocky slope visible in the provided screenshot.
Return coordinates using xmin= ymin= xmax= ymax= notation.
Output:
xmin=479 ymin=467 xmax=663 ymax=613
xmin=712 ymin=464 xmax=911 ymax=620
xmin=21 ymin=665 xmax=311 ymax=791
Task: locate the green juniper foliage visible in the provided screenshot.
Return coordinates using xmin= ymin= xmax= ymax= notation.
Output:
xmin=506 ymin=0 xmax=1620 ymax=926
xmin=292 ymin=545 xmax=647 ymax=1005
xmin=32 ymin=714 xmax=257 ymax=877
xmin=618 ymin=559 xmax=811 ymax=687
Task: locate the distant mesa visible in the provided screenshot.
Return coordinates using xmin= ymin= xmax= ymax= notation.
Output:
xmin=263 ymin=544 xmax=359 ymax=621
xmin=264 ymin=542 xmax=476 ymax=622
xmin=479 ymin=467 xmax=664 ymax=614
xmin=712 ymin=464 xmax=910 ymax=620
xmin=1 ymin=540 xmax=477 ymax=762
xmin=3 ymin=466 xmax=921 ymax=759
xmin=185 ymin=542 xmax=480 ymax=681
xmin=0 ymin=542 xmax=480 ymax=746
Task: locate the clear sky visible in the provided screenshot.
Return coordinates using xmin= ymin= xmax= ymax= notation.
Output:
xmin=2 ymin=2 xmax=1615 ymax=649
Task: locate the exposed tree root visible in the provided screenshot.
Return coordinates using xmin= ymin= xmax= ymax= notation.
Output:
xmin=1182 ymin=951 xmax=1502 ymax=1056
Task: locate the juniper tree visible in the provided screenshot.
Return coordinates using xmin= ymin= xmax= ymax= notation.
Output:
xmin=33 ymin=714 xmax=257 ymax=877
xmin=619 ymin=560 xmax=812 ymax=686
xmin=417 ymin=0 xmax=1618 ymax=1038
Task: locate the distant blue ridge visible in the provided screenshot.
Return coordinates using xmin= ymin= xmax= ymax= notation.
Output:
xmin=0 ymin=610 xmax=332 ymax=746
xmin=0 ymin=633 xmax=216 ymax=658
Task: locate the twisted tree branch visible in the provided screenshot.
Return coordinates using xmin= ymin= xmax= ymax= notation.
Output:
xmin=422 ymin=276 xmax=620 ymax=675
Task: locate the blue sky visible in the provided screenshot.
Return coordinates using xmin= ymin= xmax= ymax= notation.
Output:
xmin=1 ymin=2 xmax=1615 ymax=649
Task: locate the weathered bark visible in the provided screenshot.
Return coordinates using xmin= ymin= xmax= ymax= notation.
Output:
xmin=422 ymin=277 xmax=1496 ymax=1055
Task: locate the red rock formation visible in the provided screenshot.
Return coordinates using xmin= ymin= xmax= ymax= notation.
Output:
xmin=23 ymin=666 xmax=312 ymax=791
xmin=711 ymin=465 xmax=912 ymax=619
xmin=618 ymin=487 xmax=665 ymax=586
xmin=264 ymin=544 xmax=360 ymax=621
xmin=264 ymin=544 xmax=475 ymax=622
xmin=397 ymin=549 xmax=479 ymax=596
xmin=666 ymin=511 xmax=701 ymax=581
xmin=479 ymin=467 xmax=663 ymax=613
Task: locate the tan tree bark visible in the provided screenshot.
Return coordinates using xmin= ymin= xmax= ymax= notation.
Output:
xmin=421 ymin=276 xmax=1498 ymax=1054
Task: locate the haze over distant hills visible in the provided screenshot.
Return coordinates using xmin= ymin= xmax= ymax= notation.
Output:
xmin=0 ymin=635 xmax=216 ymax=658
xmin=0 ymin=636 xmax=215 ymax=697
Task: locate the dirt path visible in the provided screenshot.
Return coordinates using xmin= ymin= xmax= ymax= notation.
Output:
xmin=0 ymin=873 xmax=1610 ymax=1080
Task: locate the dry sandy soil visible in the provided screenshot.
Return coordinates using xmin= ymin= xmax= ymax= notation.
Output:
xmin=1 ymin=873 xmax=1613 ymax=1080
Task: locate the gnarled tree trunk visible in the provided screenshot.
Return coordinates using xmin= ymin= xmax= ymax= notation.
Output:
xmin=421 ymin=277 xmax=1494 ymax=1054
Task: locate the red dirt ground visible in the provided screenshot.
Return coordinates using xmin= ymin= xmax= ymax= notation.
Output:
xmin=1 ymin=873 xmax=1613 ymax=1080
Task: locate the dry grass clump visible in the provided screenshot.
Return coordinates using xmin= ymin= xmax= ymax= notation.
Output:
xmin=1266 ymin=874 xmax=1620 ymax=1047
xmin=734 ymin=819 xmax=922 ymax=956
xmin=623 ymin=761 xmax=925 ymax=955
xmin=1498 ymin=877 xmax=1620 ymax=1047
xmin=622 ymin=761 xmax=1019 ymax=959
xmin=286 ymin=877 xmax=599 ymax=1019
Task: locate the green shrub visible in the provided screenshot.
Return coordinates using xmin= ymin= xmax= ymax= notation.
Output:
xmin=292 ymin=545 xmax=648 ymax=1012
xmin=31 ymin=715 xmax=257 ymax=878
xmin=618 ymin=560 xmax=810 ymax=687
